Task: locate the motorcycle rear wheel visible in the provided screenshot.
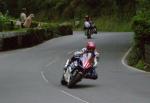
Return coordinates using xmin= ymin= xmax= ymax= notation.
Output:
xmin=87 ymin=30 xmax=91 ymax=39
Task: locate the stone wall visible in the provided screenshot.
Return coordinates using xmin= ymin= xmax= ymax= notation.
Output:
xmin=0 ymin=27 xmax=72 ymax=51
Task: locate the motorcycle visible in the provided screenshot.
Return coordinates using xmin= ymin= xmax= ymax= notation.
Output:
xmin=61 ymin=52 xmax=94 ymax=88
xmin=85 ymin=28 xmax=92 ymax=39
xmin=85 ymin=26 xmax=97 ymax=39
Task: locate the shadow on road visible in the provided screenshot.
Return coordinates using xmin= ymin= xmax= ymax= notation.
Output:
xmin=71 ymin=84 xmax=99 ymax=89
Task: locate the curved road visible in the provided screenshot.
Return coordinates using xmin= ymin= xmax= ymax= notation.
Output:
xmin=0 ymin=32 xmax=150 ymax=103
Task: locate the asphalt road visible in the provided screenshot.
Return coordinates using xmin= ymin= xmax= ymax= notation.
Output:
xmin=0 ymin=32 xmax=150 ymax=103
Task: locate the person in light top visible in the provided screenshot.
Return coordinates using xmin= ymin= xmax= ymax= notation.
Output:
xmin=23 ymin=14 xmax=34 ymax=28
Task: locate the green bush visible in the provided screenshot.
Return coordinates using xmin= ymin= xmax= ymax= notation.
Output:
xmin=0 ymin=21 xmax=73 ymax=51
xmin=0 ymin=15 xmax=11 ymax=31
xmin=31 ymin=21 xmax=39 ymax=28
xmin=132 ymin=16 xmax=150 ymax=40
xmin=26 ymin=24 xmax=55 ymax=41
xmin=131 ymin=0 xmax=150 ymax=63
xmin=22 ymin=28 xmax=46 ymax=47
xmin=41 ymin=22 xmax=58 ymax=31
xmin=95 ymin=16 xmax=132 ymax=32
xmin=132 ymin=16 xmax=150 ymax=59
xmin=127 ymin=47 xmax=141 ymax=66
xmin=57 ymin=22 xmax=73 ymax=36
xmin=41 ymin=22 xmax=60 ymax=38
xmin=135 ymin=60 xmax=145 ymax=70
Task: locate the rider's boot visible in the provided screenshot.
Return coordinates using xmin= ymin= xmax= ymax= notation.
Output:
xmin=84 ymin=68 xmax=98 ymax=80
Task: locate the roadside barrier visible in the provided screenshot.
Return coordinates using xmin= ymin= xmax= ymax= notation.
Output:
xmin=0 ymin=25 xmax=72 ymax=51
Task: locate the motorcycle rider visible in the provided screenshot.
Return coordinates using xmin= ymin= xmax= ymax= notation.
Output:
xmin=89 ymin=17 xmax=97 ymax=34
xmin=84 ymin=15 xmax=91 ymax=30
xmin=64 ymin=41 xmax=99 ymax=80
xmin=84 ymin=15 xmax=97 ymax=36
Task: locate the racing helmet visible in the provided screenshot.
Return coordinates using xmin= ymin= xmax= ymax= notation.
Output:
xmin=86 ymin=41 xmax=96 ymax=51
xmin=85 ymin=15 xmax=89 ymax=20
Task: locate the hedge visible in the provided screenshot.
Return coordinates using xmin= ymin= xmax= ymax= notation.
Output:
xmin=57 ymin=22 xmax=73 ymax=36
xmin=0 ymin=22 xmax=73 ymax=51
xmin=127 ymin=1 xmax=150 ymax=68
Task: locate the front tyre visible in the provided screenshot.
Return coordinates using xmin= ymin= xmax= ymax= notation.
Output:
xmin=61 ymin=75 xmax=67 ymax=85
xmin=67 ymin=72 xmax=82 ymax=88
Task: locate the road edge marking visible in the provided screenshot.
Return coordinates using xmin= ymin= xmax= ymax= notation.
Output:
xmin=45 ymin=59 xmax=57 ymax=67
xmin=41 ymin=71 xmax=49 ymax=83
xmin=121 ymin=47 xmax=147 ymax=73
xmin=60 ymin=90 xmax=89 ymax=103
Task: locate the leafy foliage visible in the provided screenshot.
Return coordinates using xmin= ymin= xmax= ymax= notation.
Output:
xmin=128 ymin=0 xmax=150 ymax=66
xmin=135 ymin=60 xmax=145 ymax=70
xmin=0 ymin=14 xmax=12 ymax=31
xmin=132 ymin=0 xmax=150 ymax=46
xmin=127 ymin=47 xmax=141 ymax=66
xmin=3 ymin=0 xmax=136 ymax=20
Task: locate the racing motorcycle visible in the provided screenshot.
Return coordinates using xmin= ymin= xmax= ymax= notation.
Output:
xmin=85 ymin=28 xmax=92 ymax=39
xmin=85 ymin=26 xmax=97 ymax=39
xmin=61 ymin=52 xmax=94 ymax=88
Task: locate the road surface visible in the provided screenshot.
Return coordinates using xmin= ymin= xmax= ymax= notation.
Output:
xmin=0 ymin=32 xmax=150 ymax=103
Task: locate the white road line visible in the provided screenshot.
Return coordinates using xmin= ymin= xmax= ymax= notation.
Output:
xmin=41 ymin=52 xmax=89 ymax=103
xmin=41 ymin=58 xmax=58 ymax=83
xmin=60 ymin=90 xmax=89 ymax=103
xmin=45 ymin=59 xmax=57 ymax=67
xmin=121 ymin=47 xmax=147 ymax=73
xmin=41 ymin=71 xmax=49 ymax=83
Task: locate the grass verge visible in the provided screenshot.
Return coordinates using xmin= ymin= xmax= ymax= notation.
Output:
xmin=73 ymin=16 xmax=132 ymax=32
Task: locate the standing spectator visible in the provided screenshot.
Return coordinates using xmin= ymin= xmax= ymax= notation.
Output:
xmin=23 ymin=14 xmax=34 ymax=28
xmin=15 ymin=19 xmax=21 ymax=28
xmin=20 ymin=8 xmax=27 ymax=28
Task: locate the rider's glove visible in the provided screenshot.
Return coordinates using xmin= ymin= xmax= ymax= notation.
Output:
xmin=93 ymin=58 xmax=98 ymax=68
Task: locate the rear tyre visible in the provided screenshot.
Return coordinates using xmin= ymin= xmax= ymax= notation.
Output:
xmin=87 ymin=35 xmax=91 ymax=39
xmin=87 ymin=36 xmax=91 ymax=39
xmin=87 ymin=29 xmax=91 ymax=39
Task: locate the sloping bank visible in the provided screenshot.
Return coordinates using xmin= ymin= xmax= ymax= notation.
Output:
xmin=126 ymin=14 xmax=150 ymax=72
xmin=0 ymin=22 xmax=73 ymax=51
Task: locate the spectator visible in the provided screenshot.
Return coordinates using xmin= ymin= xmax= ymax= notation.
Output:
xmin=23 ymin=14 xmax=34 ymax=28
xmin=15 ymin=19 xmax=21 ymax=28
xmin=20 ymin=8 xmax=27 ymax=28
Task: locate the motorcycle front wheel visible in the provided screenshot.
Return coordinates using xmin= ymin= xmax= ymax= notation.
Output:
xmin=67 ymin=72 xmax=83 ymax=88
xmin=61 ymin=75 xmax=67 ymax=85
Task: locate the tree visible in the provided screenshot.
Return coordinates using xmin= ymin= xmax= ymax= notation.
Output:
xmin=0 ymin=0 xmax=7 ymax=14
xmin=116 ymin=0 xmax=136 ymax=20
